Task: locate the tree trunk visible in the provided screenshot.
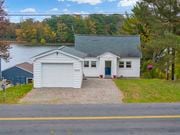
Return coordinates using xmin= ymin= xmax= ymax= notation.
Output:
xmin=171 ymin=48 xmax=175 ymax=80
xmin=166 ymin=47 xmax=170 ymax=80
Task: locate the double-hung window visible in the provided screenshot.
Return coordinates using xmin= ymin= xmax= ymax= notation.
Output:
xmin=126 ymin=61 xmax=132 ymax=68
xmin=119 ymin=61 xmax=124 ymax=68
xmin=84 ymin=61 xmax=89 ymax=67
xmin=91 ymin=61 xmax=96 ymax=68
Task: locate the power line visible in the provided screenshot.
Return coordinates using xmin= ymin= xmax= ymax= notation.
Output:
xmin=7 ymin=12 xmax=130 ymax=16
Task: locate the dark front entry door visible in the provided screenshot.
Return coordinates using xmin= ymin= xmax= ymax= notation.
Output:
xmin=105 ymin=61 xmax=111 ymax=76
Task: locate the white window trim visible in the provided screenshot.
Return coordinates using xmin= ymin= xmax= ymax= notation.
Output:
xmin=26 ymin=78 xmax=33 ymax=84
xmin=84 ymin=61 xmax=89 ymax=68
xmin=91 ymin=61 xmax=97 ymax=68
xmin=126 ymin=61 xmax=132 ymax=68
xmin=119 ymin=61 xmax=125 ymax=68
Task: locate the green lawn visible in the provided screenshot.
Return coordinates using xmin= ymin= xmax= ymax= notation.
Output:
xmin=0 ymin=84 xmax=33 ymax=104
xmin=114 ymin=79 xmax=180 ymax=103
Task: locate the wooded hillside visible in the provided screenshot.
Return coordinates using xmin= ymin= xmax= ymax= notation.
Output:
xmin=4 ymin=14 xmax=124 ymax=44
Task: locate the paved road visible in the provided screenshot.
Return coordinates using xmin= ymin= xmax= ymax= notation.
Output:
xmin=0 ymin=104 xmax=180 ymax=135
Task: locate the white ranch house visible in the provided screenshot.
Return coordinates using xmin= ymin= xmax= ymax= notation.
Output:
xmin=32 ymin=35 xmax=141 ymax=88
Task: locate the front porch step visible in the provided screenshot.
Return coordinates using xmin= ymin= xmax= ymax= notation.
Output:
xmin=104 ymin=76 xmax=112 ymax=79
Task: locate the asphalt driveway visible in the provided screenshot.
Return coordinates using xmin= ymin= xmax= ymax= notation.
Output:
xmin=19 ymin=78 xmax=122 ymax=104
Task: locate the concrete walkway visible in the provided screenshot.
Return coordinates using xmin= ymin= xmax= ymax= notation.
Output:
xmin=19 ymin=78 xmax=122 ymax=104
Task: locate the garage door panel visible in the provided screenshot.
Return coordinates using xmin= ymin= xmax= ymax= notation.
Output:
xmin=42 ymin=63 xmax=73 ymax=87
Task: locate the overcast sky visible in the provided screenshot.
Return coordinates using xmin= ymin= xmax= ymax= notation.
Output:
xmin=5 ymin=0 xmax=139 ymax=22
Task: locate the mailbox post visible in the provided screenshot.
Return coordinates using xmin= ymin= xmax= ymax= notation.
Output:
xmin=1 ymin=79 xmax=6 ymax=103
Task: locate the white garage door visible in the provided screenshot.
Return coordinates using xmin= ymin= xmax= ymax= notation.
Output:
xmin=42 ymin=63 xmax=74 ymax=87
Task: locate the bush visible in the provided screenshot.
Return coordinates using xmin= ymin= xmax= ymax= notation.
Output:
xmin=141 ymin=61 xmax=166 ymax=79
xmin=40 ymin=38 xmax=46 ymax=45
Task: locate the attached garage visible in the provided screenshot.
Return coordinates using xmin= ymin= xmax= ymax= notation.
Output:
xmin=42 ymin=63 xmax=74 ymax=87
xmin=32 ymin=46 xmax=87 ymax=88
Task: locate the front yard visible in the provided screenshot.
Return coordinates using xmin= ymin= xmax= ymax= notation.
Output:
xmin=114 ymin=79 xmax=180 ymax=103
xmin=1 ymin=79 xmax=180 ymax=104
xmin=0 ymin=84 xmax=33 ymax=104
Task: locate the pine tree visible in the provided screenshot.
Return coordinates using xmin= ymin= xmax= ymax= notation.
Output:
xmin=143 ymin=0 xmax=180 ymax=80
xmin=122 ymin=0 xmax=180 ymax=80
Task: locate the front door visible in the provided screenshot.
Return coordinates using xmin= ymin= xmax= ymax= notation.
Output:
xmin=105 ymin=61 xmax=111 ymax=76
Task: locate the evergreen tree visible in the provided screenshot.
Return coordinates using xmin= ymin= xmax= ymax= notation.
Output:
xmin=122 ymin=0 xmax=180 ymax=80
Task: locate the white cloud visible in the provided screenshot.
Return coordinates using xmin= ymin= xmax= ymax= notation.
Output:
xmin=61 ymin=8 xmax=89 ymax=15
xmin=20 ymin=8 xmax=36 ymax=13
xmin=107 ymin=0 xmax=116 ymax=2
xmin=58 ymin=0 xmax=118 ymax=5
xmin=71 ymin=0 xmax=102 ymax=5
xmin=9 ymin=16 xmax=21 ymax=23
xmin=49 ymin=8 xmax=59 ymax=12
xmin=63 ymin=8 xmax=70 ymax=13
xmin=73 ymin=11 xmax=89 ymax=15
xmin=9 ymin=16 xmax=49 ymax=23
xmin=58 ymin=0 xmax=102 ymax=5
xmin=118 ymin=0 xmax=139 ymax=7
xmin=58 ymin=0 xmax=139 ymax=7
xmin=97 ymin=10 xmax=104 ymax=13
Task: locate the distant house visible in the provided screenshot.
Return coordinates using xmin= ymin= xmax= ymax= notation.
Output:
xmin=2 ymin=62 xmax=33 ymax=85
xmin=32 ymin=35 xmax=141 ymax=88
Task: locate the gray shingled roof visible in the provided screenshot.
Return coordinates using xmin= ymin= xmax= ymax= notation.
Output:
xmin=75 ymin=35 xmax=141 ymax=57
xmin=60 ymin=46 xmax=87 ymax=58
xmin=32 ymin=48 xmax=58 ymax=59
xmin=32 ymin=46 xmax=87 ymax=59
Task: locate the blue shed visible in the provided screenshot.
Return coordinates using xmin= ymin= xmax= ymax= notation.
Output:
xmin=2 ymin=62 xmax=33 ymax=85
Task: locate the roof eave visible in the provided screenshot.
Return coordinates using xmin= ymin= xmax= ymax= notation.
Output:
xmin=31 ymin=48 xmax=84 ymax=62
xmin=96 ymin=52 xmax=120 ymax=58
xmin=31 ymin=46 xmax=65 ymax=61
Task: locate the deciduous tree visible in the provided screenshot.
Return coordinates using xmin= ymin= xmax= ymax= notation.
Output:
xmin=0 ymin=0 xmax=10 ymax=60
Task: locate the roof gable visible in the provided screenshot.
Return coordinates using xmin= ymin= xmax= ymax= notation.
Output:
xmin=32 ymin=46 xmax=87 ymax=61
xmin=61 ymin=46 xmax=87 ymax=58
xmin=2 ymin=62 xmax=33 ymax=74
xmin=75 ymin=35 xmax=141 ymax=57
xmin=16 ymin=62 xmax=33 ymax=74
xmin=97 ymin=52 xmax=120 ymax=58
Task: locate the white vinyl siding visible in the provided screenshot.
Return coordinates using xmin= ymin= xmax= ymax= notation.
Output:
xmin=119 ymin=61 xmax=124 ymax=68
xmin=33 ymin=62 xmax=41 ymax=88
xmin=126 ymin=61 xmax=132 ymax=68
xmin=33 ymin=51 xmax=83 ymax=88
xmin=83 ymin=58 xmax=99 ymax=77
xmin=118 ymin=58 xmax=140 ymax=77
xmin=33 ymin=51 xmax=140 ymax=85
